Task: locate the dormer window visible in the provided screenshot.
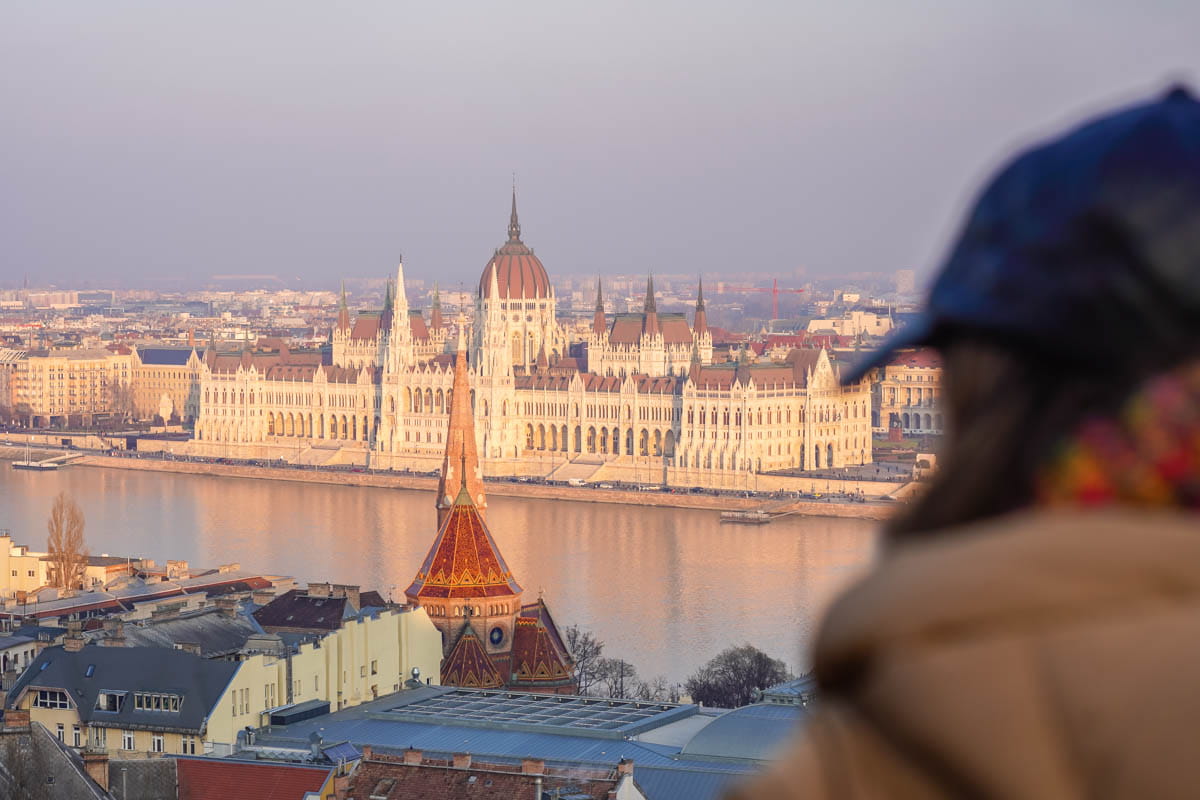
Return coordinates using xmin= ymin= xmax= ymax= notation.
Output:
xmin=95 ymin=691 xmax=126 ymax=712
xmin=133 ymin=692 xmax=182 ymax=712
xmin=34 ymin=689 xmax=71 ymax=709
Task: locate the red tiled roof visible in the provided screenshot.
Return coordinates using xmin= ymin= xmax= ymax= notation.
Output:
xmin=887 ymin=347 xmax=943 ymax=368
xmin=177 ymin=757 xmax=331 ymax=800
xmin=509 ymin=613 xmax=574 ymax=687
xmin=607 ymin=312 xmax=693 ymax=345
xmin=350 ymin=313 xmax=383 ymax=341
xmin=406 ymin=491 xmax=522 ymax=602
xmin=409 ymin=311 xmax=430 ymax=342
xmin=441 ymin=625 xmax=503 ymax=689
xmin=340 ymin=751 xmax=620 ymax=800
xmin=253 ymin=589 xmax=348 ymax=632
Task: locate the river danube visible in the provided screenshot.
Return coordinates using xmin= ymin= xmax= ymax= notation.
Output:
xmin=0 ymin=465 xmax=879 ymax=682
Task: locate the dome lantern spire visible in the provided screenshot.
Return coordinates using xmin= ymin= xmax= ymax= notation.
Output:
xmin=508 ymin=185 xmax=521 ymax=242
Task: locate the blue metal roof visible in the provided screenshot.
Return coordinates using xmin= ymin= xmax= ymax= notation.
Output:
xmin=681 ymin=703 xmax=806 ymax=762
xmin=634 ymin=764 xmax=746 ymax=800
xmin=138 ymin=347 xmax=194 ymax=365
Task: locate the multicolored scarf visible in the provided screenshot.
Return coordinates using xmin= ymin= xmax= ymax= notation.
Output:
xmin=1038 ymin=362 xmax=1200 ymax=509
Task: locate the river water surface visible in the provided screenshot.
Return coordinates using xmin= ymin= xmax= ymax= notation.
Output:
xmin=0 ymin=464 xmax=879 ymax=682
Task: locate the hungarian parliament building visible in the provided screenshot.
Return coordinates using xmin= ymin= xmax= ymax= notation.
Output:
xmin=191 ymin=196 xmax=873 ymax=486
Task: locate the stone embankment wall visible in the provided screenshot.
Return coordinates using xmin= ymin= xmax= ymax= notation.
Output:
xmin=73 ymin=455 xmax=897 ymax=521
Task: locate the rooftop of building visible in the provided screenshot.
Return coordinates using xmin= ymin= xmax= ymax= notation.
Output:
xmin=134 ymin=346 xmax=197 ymax=366
xmin=6 ymin=644 xmax=239 ymax=734
xmin=241 ymin=684 xmax=786 ymax=800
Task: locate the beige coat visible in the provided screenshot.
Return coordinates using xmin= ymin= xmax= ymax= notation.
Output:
xmin=730 ymin=509 xmax=1200 ymax=800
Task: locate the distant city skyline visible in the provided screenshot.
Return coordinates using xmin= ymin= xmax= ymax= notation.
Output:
xmin=3 ymin=2 xmax=1197 ymax=289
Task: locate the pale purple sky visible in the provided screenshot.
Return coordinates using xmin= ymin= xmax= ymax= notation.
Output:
xmin=2 ymin=1 xmax=1197 ymax=290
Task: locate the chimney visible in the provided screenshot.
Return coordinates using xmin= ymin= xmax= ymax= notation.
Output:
xmin=82 ymin=749 xmax=110 ymax=791
xmin=177 ymin=642 xmax=201 ymax=656
xmin=617 ymin=758 xmax=634 ymax=776
xmin=214 ymin=597 xmax=239 ymax=618
xmin=452 ymin=752 xmax=472 ymax=769
xmin=64 ymin=619 xmax=85 ymax=652
xmin=251 ymin=589 xmax=276 ymax=606
xmin=334 ymin=585 xmax=361 ymax=610
xmin=3 ymin=709 xmax=30 ymax=731
xmin=521 ymin=758 xmax=544 ymax=776
xmin=306 ymin=582 xmax=332 ymax=598
xmin=101 ymin=618 xmax=125 ymax=647
xmin=402 ymin=748 xmax=422 ymax=766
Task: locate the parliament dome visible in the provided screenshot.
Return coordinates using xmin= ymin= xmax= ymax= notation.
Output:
xmin=478 ymin=192 xmax=552 ymax=300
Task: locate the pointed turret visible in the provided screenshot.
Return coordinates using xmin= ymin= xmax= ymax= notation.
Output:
xmin=336 ymin=281 xmax=351 ymax=332
xmin=535 ymin=341 xmax=549 ymax=370
xmin=643 ymin=275 xmax=660 ymax=336
xmin=381 ymin=279 xmax=395 ymax=328
xmin=430 ymin=283 xmax=444 ymax=330
xmin=592 ymin=277 xmax=607 ymax=336
xmin=393 ymin=257 xmax=410 ymax=319
xmin=507 ymin=187 xmax=521 ymax=242
xmin=693 ymin=278 xmax=708 ymax=335
xmin=436 ymin=313 xmax=486 ymax=526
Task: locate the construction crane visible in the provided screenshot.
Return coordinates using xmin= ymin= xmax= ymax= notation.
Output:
xmin=715 ymin=278 xmax=805 ymax=320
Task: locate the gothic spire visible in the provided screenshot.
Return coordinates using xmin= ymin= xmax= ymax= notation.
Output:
xmin=507 ymin=186 xmax=521 ymax=242
xmin=643 ymin=274 xmax=659 ymax=337
xmin=437 ymin=312 xmax=486 ymax=526
xmin=430 ymin=283 xmax=444 ymax=330
xmin=693 ymin=277 xmax=708 ymax=335
xmin=337 ymin=280 xmax=351 ymax=332
xmin=393 ymin=257 xmax=410 ymax=320
xmin=592 ymin=276 xmax=607 ymax=337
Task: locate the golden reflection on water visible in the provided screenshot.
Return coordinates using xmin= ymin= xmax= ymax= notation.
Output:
xmin=1 ymin=466 xmax=879 ymax=681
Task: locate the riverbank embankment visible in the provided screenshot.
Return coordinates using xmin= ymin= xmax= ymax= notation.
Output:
xmin=67 ymin=454 xmax=896 ymax=521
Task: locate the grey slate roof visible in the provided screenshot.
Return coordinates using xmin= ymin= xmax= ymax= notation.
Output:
xmin=0 ymin=722 xmax=111 ymax=799
xmin=7 ymin=645 xmax=239 ymax=735
xmin=109 ymin=758 xmax=176 ymax=800
xmin=88 ymin=608 xmax=264 ymax=658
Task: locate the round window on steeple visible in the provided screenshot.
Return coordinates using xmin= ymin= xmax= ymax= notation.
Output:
xmin=489 ymin=626 xmax=504 ymax=646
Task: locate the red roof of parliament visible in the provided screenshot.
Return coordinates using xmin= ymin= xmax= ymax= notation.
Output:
xmin=478 ymin=191 xmax=551 ymax=300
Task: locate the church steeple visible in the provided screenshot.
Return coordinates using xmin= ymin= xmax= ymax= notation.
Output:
xmin=592 ymin=277 xmax=607 ymax=336
xmin=436 ymin=313 xmax=486 ymax=526
xmin=507 ymin=187 xmax=521 ymax=242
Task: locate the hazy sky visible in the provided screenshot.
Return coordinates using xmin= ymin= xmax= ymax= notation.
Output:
xmin=2 ymin=1 xmax=1197 ymax=290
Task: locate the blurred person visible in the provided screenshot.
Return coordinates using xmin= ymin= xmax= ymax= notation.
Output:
xmin=731 ymin=86 xmax=1200 ymax=799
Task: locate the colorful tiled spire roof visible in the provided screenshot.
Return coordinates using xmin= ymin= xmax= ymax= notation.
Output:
xmin=441 ymin=623 xmax=503 ymax=689
xmin=405 ymin=475 xmax=522 ymax=602
xmin=435 ymin=322 xmax=486 ymax=526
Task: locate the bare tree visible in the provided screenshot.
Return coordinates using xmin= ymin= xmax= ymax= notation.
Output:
xmin=46 ymin=492 xmax=88 ymax=590
xmin=684 ymin=644 xmax=792 ymax=709
xmin=632 ymin=675 xmax=680 ymax=703
xmin=564 ymin=624 xmax=605 ymax=695
xmin=596 ymin=658 xmax=639 ymax=699
xmin=106 ymin=380 xmax=136 ymax=423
